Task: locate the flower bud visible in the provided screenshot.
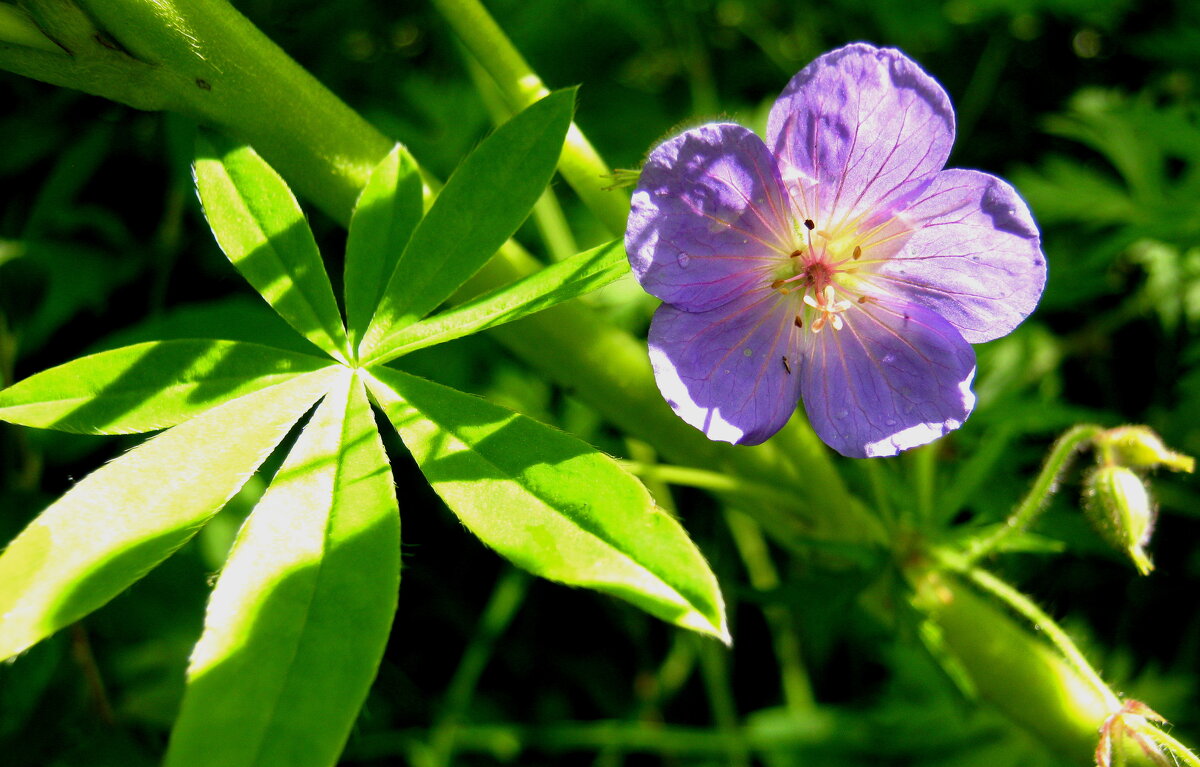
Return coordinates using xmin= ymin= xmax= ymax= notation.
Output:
xmin=1096 ymin=426 xmax=1195 ymax=474
xmin=1084 ymin=465 xmax=1156 ymax=575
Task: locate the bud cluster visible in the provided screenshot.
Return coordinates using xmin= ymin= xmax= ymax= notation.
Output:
xmin=1083 ymin=427 xmax=1194 ymax=575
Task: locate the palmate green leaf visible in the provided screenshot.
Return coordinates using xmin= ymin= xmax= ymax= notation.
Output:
xmin=0 ymin=340 xmax=332 ymax=434
xmin=361 ymin=237 xmax=630 ymax=366
xmin=365 ymin=367 xmax=728 ymax=642
xmin=344 ymin=143 xmax=424 ymax=352
xmin=357 ymin=89 xmax=575 ymax=360
xmin=0 ymin=368 xmax=340 ymax=661
xmin=166 ymin=370 xmax=399 ymax=767
xmin=194 ymin=134 xmax=349 ymax=362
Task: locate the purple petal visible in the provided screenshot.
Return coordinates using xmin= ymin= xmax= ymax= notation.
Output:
xmin=627 ymin=123 xmax=794 ymax=313
xmin=648 ymin=292 xmax=802 ymax=445
xmin=801 ymin=299 xmax=975 ymax=458
xmin=767 ymin=43 xmax=954 ymax=225
xmin=875 ymin=169 xmax=1046 ymax=343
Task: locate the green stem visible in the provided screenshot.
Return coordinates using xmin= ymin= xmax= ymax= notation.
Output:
xmin=463 ymin=48 xmax=578 ymax=261
xmin=1144 ymin=724 xmax=1200 ymax=767
xmin=72 ymin=0 xmax=393 ymax=220
xmin=966 ymin=424 xmax=1104 ymax=562
xmin=909 ymin=566 xmax=1117 ymax=761
xmin=697 ymin=637 xmax=751 ymax=767
xmin=621 ymin=460 xmax=808 ymax=512
xmin=910 ymin=442 xmax=938 ymax=525
xmin=427 ymin=567 xmax=531 ymax=767
xmin=429 ymin=0 xmax=630 ymax=235
xmin=725 ymin=510 xmax=816 ymax=712
xmin=963 ymin=565 xmax=1119 ymax=712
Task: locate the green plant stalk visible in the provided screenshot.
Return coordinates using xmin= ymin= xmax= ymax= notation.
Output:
xmin=1144 ymin=724 xmax=1200 ymax=767
xmin=966 ymin=424 xmax=1104 ymax=562
xmin=463 ymin=49 xmax=579 ymax=262
xmin=725 ymin=509 xmax=816 ymax=712
xmin=697 ymin=636 xmax=751 ymax=767
xmin=427 ymin=0 xmax=630 ymax=236
xmin=427 ymin=567 xmax=531 ymax=767
xmin=62 ymin=0 xmax=392 ymax=220
xmin=909 ymin=566 xmax=1157 ymax=763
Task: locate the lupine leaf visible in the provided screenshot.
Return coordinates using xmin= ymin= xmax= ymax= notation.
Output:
xmin=166 ymin=371 xmax=399 ymax=767
xmin=365 ymin=366 xmax=728 ymax=642
xmin=0 ymin=340 xmax=333 ymax=434
xmin=361 ymin=237 xmax=629 ymax=365
xmin=0 ymin=368 xmax=340 ymax=661
xmin=194 ymin=134 xmax=349 ymax=362
xmin=358 ymin=89 xmax=575 ymax=358
xmin=344 ymin=143 xmax=424 ymax=353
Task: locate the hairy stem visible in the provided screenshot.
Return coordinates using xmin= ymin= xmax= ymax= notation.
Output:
xmin=966 ymin=424 xmax=1104 ymax=562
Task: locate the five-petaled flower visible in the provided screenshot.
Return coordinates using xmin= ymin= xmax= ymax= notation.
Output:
xmin=626 ymin=43 xmax=1047 ymax=458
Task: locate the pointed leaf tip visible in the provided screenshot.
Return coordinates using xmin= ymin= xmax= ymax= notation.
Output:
xmin=359 ymin=88 xmax=577 ymax=357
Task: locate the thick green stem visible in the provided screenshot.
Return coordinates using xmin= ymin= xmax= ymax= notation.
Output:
xmin=72 ymin=0 xmax=393 ymax=220
xmin=910 ymin=567 xmax=1122 ymax=762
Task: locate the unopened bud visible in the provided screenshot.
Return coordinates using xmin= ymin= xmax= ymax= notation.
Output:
xmin=1097 ymin=426 xmax=1195 ymax=474
xmin=1084 ymin=465 xmax=1156 ymax=575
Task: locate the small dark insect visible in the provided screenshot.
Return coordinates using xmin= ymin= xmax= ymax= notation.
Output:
xmin=793 ymin=315 xmax=803 ymax=328
xmin=196 ymin=78 xmax=212 ymax=91
xmin=804 ymin=219 xmax=815 ymax=230
xmin=782 ymin=356 xmax=792 ymax=374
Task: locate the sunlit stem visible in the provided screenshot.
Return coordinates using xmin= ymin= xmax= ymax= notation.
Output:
xmin=463 ymin=50 xmax=578 ymax=261
xmin=966 ymin=424 xmax=1104 ymax=562
xmin=1142 ymin=722 xmax=1200 ymax=767
xmin=620 ymin=460 xmax=810 ymax=513
xmin=909 ymin=565 xmax=1117 ymax=761
xmin=429 ymin=0 xmax=630 ymax=236
xmin=959 ymin=563 xmax=1121 ymax=712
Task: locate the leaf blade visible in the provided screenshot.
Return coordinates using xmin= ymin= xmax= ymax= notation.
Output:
xmin=365 ymin=367 xmax=727 ymax=642
xmin=362 ymin=237 xmax=629 ymax=365
xmin=358 ymin=89 xmax=575 ymax=357
xmin=166 ymin=372 xmax=399 ymax=767
xmin=344 ymin=143 xmax=425 ymax=352
xmin=194 ymin=134 xmax=349 ymax=361
xmin=0 ymin=367 xmax=341 ymax=661
xmin=0 ymin=340 xmax=333 ymax=434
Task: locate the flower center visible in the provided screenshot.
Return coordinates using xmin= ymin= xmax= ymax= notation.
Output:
xmin=769 ymin=217 xmax=873 ymax=333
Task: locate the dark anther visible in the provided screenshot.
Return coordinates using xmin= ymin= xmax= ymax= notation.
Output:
xmin=794 ymin=315 xmax=803 ymax=328
xmin=804 ymin=219 xmax=815 ymax=230
xmin=790 ymin=248 xmax=803 ymax=258
xmin=782 ymin=356 xmax=792 ymax=374
xmin=853 ymin=245 xmax=862 ymax=260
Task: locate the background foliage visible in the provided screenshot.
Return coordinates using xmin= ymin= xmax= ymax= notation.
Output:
xmin=2 ymin=0 xmax=1199 ymax=765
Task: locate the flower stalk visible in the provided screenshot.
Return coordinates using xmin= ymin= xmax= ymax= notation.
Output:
xmin=966 ymin=424 xmax=1104 ymax=562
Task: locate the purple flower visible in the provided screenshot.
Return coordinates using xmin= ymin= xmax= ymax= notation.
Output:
xmin=626 ymin=43 xmax=1046 ymax=458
